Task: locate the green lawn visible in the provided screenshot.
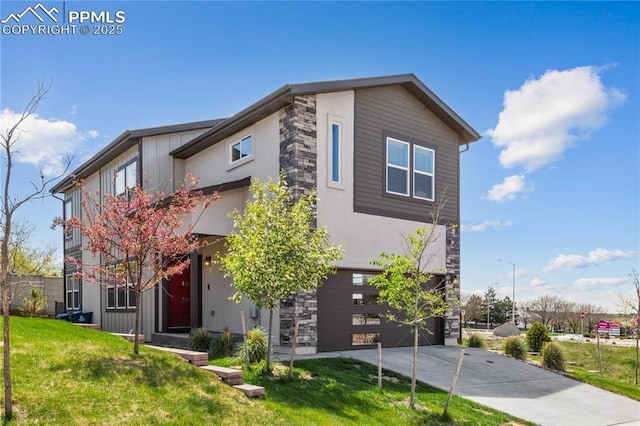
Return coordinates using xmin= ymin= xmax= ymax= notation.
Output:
xmin=2 ymin=317 xmax=532 ymax=425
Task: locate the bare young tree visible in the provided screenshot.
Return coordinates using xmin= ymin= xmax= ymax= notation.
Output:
xmin=1 ymin=82 xmax=69 ymax=420
xmin=618 ymin=269 xmax=639 ymax=386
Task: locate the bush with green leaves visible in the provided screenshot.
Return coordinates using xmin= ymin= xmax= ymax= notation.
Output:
xmin=467 ymin=333 xmax=485 ymax=348
xmin=18 ymin=288 xmax=48 ymax=317
xmin=236 ymin=327 xmax=268 ymax=364
xmin=211 ymin=329 xmax=235 ymax=357
xmin=526 ymin=322 xmax=550 ymax=352
xmin=504 ymin=336 xmax=527 ymax=360
xmin=188 ymin=327 xmax=212 ymax=352
xmin=541 ymin=342 xmax=565 ymax=371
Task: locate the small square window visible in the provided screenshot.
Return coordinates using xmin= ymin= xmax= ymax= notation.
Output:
xmin=231 ymin=135 xmax=252 ymax=163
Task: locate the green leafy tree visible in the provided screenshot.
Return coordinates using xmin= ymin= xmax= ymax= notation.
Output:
xmin=369 ymin=201 xmax=454 ymax=409
xmin=463 ymin=293 xmax=485 ymax=326
xmin=219 ymin=174 xmax=343 ymax=371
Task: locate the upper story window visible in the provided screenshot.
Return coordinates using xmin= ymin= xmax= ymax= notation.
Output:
xmin=231 ymin=135 xmax=252 ymax=164
xmin=64 ymin=198 xmax=73 ymax=240
xmin=386 ymin=138 xmax=410 ymax=196
xmin=115 ymin=160 xmax=137 ymax=197
xmin=385 ymin=137 xmax=435 ymax=201
xmin=413 ymin=145 xmax=434 ymax=201
xmin=330 ymin=123 xmax=341 ymax=184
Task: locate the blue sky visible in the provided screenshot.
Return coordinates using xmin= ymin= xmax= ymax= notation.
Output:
xmin=1 ymin=1 xmax=638 ymax=313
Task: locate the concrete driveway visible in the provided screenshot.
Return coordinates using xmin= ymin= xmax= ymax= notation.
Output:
xmin=277 ymin=346 xmax=640 ymax=426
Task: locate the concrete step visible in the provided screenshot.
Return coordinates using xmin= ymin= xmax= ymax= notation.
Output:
xmin=112 ymin=332 xmax=145 ymax=343
xmin=200 ymin=365 xmax=244 ymax=384
xmin=233 ymin=384 xmax=265 ymax=398
xmin=146 ymin=345 xmax=208 ymax=366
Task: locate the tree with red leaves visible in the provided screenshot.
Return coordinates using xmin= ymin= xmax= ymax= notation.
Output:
xmin=60 ymin=175 xmax=217 ymax=354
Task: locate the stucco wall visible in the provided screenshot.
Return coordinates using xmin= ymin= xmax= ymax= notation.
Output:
xmin=315 ymin=91 xmax=446 ymax=271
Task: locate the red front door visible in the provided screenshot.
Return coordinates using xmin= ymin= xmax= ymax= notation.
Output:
xmin=168 ymin=266 xmax=191 ymax=328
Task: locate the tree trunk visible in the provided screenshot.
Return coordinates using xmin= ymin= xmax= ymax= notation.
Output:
xmin=410 ymin=323 xmax=418 ymax=409
xmin=266 ymin=307 xmax=273 ymax=371
xmin=133 ymin=293 xmax=142 ymax=355
xmin=2 ymin=285 xmax=12 ymax=420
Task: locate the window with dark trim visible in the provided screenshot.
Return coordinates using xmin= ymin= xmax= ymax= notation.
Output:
xmin=66 ymin=274 xmax=80 ymax=310
xmin=105 ymin=262 xmax=137 ymax=311
xmin=385 ymin=136 xmax=435 ymax=201
xmin=64 ymin=198 xmax=73 ymax=240
xmin=115 ymin=159 xmax=137 ymax=198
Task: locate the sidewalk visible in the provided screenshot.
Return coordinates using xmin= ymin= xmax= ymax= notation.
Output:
xmin=275 ymin=346 xmax=640 ymax=426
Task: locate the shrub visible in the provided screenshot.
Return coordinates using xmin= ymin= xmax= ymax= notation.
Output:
xmin=18 ymin=288 xmax=48 ymax=317
xmin=188 ymin=327 xmax=212 ymax=352
xmin=211 ymin=329 xmax=235 ymax=357
xmin=541 ymin=342 xmax=565 ymax=371
xmin=504 ymin=336 xmax=527 ymax=360
xmin=467 ymin=333 xmax=485 ymax=348
xmin=236 ymin=327 xmax=268 ymax=364
xmin=526 ymin=322 xmax=550 ymax=352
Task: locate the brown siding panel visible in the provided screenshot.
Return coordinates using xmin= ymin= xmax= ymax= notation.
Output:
xmin=354 ymin=86 xmax=459 ymax=224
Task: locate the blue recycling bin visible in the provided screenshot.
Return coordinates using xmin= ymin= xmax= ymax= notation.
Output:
xmin=71 ymin=311 xmax=93 ymax=324
xmin=56 ymin=312 xmax=71 ymax=322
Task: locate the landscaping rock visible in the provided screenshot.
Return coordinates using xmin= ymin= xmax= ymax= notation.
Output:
xmin=493 ymin=323 xmax=521 ymax=337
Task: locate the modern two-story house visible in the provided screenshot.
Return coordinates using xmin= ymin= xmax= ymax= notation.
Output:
xmin=51 ymin=74 xmax=480 ymax=353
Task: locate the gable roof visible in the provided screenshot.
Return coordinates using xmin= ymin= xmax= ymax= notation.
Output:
xmin=170 ymin=73 xmax=481 ymax=159
xmin=51 ymin=119 xmax=225 ymax=193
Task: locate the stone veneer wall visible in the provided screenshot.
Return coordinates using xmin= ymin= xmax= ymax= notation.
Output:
xmin=445 ymin=225 xmax=461 ymax=343
xmin=278 ymin=95 xmax=318 ymax=348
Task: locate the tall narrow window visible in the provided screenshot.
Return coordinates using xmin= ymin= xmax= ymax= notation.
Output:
xmin=115 ymin=160 xmax=137 ymax=197
xmin=66 ymin=274 xmax=80 ymax=310
xmin=331 ymin=123 xmax=341 ymax=183
xmin=64 ymin=198 xmax=73 ymax=240
xmin=386 ymin=138 xmax=409 ymax=196
xmin=413 ymin=146 xmax=434 ymax=200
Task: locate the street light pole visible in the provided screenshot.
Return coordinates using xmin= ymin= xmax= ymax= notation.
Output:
xmin=499 ymin=259 xmax=516 ymax=325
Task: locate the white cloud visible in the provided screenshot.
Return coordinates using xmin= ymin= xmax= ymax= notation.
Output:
xmin=529 ymin=278 xmax=548 ymax=288
xmin=487 ymin=174 xmax=533 ymax=202
xmin=572 ymin=277 xmax=627 ymax=291
xmin=487 ymin=66 xmax=625 ymax=172
xmin=0 ymin=108 xmax=98 ymax=176
xmin=461 ymin=220 xmax=513 ymax=233
xmin=543 ymin=248 xmax=635 ymax=272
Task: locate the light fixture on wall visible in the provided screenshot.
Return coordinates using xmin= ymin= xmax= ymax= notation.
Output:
xmin=204 ymin=256 xmax=212 ymax=267
xmin=445 ymin=272 xmax=458 ymax=286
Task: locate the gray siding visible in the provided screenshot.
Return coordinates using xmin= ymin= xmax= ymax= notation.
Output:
xmin=354 ymin=86 xmax=460 ymax=224
xmin=64 ymin=187 xmax=82 ymax=250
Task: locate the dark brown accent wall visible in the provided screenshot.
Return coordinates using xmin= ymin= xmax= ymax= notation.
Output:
xmin=354 ymin=86 xmax=460 ymax=224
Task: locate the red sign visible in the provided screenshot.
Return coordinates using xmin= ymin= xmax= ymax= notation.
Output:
xmin=581 ymin=311 xmax=585 ymax=320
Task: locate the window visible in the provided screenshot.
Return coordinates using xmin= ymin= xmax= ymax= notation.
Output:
xmin=352 ymin=293 xmax=378 ymax=305
xmin=231 ymin=135 xmax=252 ymax=164
xmin=330 ymin=122 xmax=341 ymax=183
xmin=105 ymin=262 xmax=137 ymax=310
xmin=352 ymin=273 xmax=376 ymax=286
xmin=413 ymin=146 xmax=434 ymax=200
xmin=386 ymin=138 xmax=409 ymax=196
xmin=352 ymin=332 xmax=380 ymax=346
xmin=115 ymin=160 xmax=137 ymax=197
xmin=385 ymin=137 xmax=435 ymax=201
xmin=64 ymin=198 xmax=73 ymax=240
xmin=352 ymin=313 xmax=381 ymax=326
xmin=66 ymin=274 xmax=80 ymax=310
